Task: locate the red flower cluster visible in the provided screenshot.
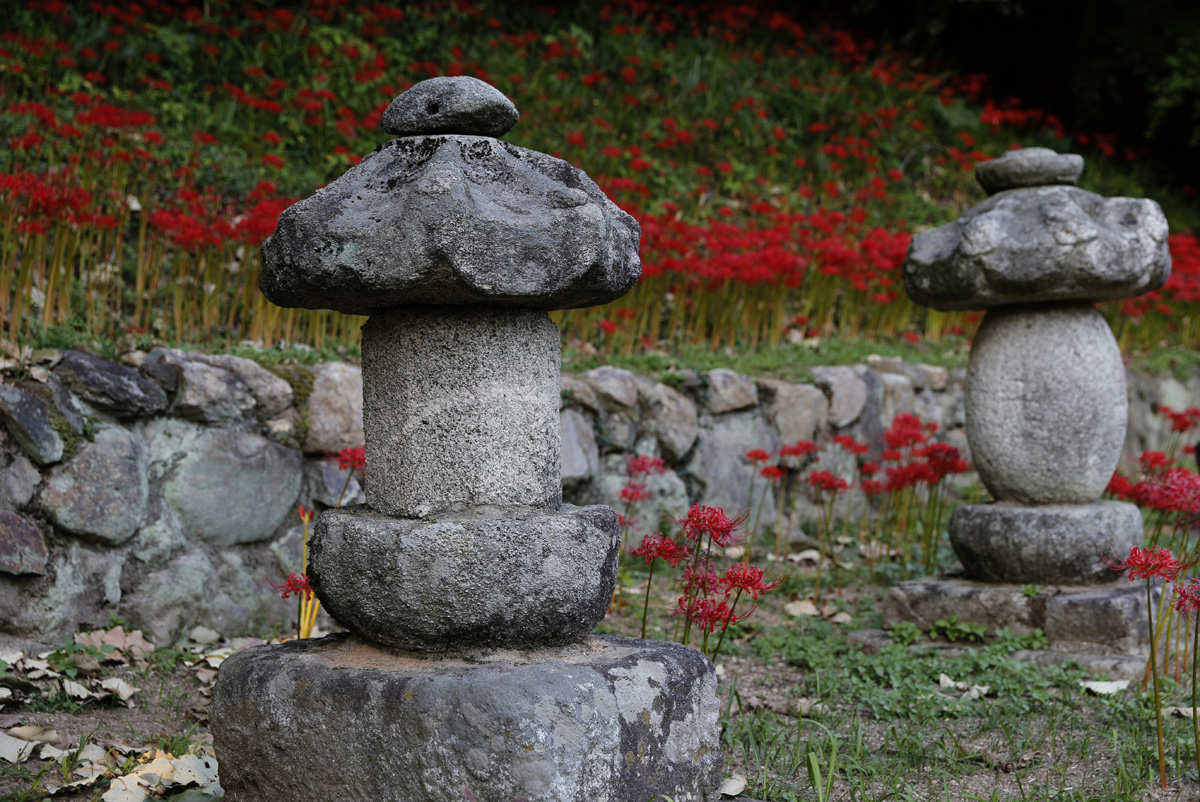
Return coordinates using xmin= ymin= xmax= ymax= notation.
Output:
xmin=675 ymin=503 xmax=746 ymax=547
xmin=269 ymin=572 xmax=314 ymax=601
xmin=336 ymin=446 xmax=366 ymax=476
xmin=1102 ymin=546 xmax=1186 ymax=583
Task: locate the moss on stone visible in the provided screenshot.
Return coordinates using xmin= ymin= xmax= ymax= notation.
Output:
xmin=49 ymin=413 xmax=81 ymax=460
xmin=269 ymin=365 xmax=315 ymax=448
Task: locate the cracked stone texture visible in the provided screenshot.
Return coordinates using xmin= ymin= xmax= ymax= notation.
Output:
xmin=0 ymin=511 xmax=47 ymax=575
xmin=903 ymin=185 xmax=1170 ymax=310
xmin=975 ymin=147 xmax=1084 ymax=195
xmin=948 ymin=500 xmax=1141 ymax=584
xmin=211 ymin=633 xmax=721 ymax=802
xmin=810 ymin=366 xmax=867 ymax=428
xmin=382 ymin=76 xmax=519 ymax=138
xmin=636 ymin=377 xmax=698 ymax=463
xmin=966 ymin=303 xmax=1126 ymax=504
xmin=38 ymin=426 xmax=148 ymax=545
xmin=304 ymin=362 xmax=364 ymax=454
xmin=309 ymin=504 xmax=619 ymax=652
xmin=0 ymin=385 xmax=63 ymax=466
xmin=260 ymin=135 xmax=641 ymax=314
xmin=52 ymin=350 xmax=167 ymax=420
xmin=361 ymin=307 xmax=561 ymax=518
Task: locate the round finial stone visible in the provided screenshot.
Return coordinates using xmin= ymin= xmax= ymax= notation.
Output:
xmin=382 ymin=76 xmax=519 ymax=138
xmin=975 ymin=147 xmax=1084 ymax=195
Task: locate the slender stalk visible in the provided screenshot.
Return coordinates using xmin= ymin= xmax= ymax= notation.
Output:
xmin=1193 ymin=613 xmax=1199 ymax=783
xmin=1147 ymin=580 xmax=1166 ymax=789
xmin=640 ymin=559 xmax=656 ymax=640
xmin=710 ymin=588 xmax=743 ymax=663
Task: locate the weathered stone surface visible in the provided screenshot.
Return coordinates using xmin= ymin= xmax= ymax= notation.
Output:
xmin=123 ymin=548 xmax=279 ymax=645
xmin=967 ymin=303 xmax=1126 ymax=503
xmin=53 ymin=351 xmax=167 ymax=419
xmin=810 ymin=366 xmax=867 ymax=428
xmin=758 ymin=379 xmax=826 ymax=466
xmin=685 ymin=411 xmax=780 ymax=528
xmin=362 ymin=308 xmax=560 ymax=518
xmin=382 ymin=76 xmax=519 ymax=138
xmin=903 ymin=185 xmax=1170 ymax=310
xmin=878 ymin=372 xmax=916 ymax=427
xmin=561 ymin=374 xmax=600 ymax=412
xmin=975 ymin=147 xmax=1084 ymax=195
xmin=305 ymin=362 xmax=364 ymax=454
xmin=0 ymin=511 xmax=47 ymax=575
xmin=585 ymin=366 xmax=639 ymax=408
xmin=0 ymin=543 xmax=116 ymax=643
xmin=310 ymin=504 xmax=619 ymax=651
xmin=638 ymin=379 xmax=698 ymax=462
xmin=0 ymin=385 xmax=62 ymax=466
xmin=561 ymin=408 xmax=600 ymax=487
xmin=864 ymin=355 xmax=936 ymax=391
xmin=195 ymin=354 xmax=293 ymax=419
xmin=39 ymin=427 xmax=147 ymax=545
xmin=157 ymin=423 xmax=302 ymax=546
xmin=211 ymin=634 xmax=721 ymax=802
xmin=303 ymin=457 xmax=364 ymax=508
xmin=139 ymin=347 xmax=181 ymax=395
xmin=260 ymin=136 xmax=641 ymax=314
xmin=706 ymin=369 xmax=758 ymax=414
xmin=949 ymin=500 xmax=1141 ymax=584
xmin=1 ymin=454 xmax=38 ymax=508
xmin=1044 ymin=582 xmax=1151 ymax=656
xmin=173 ymin=361 xmax=256 ymax=423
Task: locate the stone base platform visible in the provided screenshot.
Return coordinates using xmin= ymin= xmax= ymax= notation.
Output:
xmin=211 ymin=633 xmax=722 ymax=802
xmin=882 ymin=577 xmax=1158 ymax=660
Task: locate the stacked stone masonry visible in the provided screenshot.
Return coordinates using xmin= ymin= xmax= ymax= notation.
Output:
xmin=0 ymin=346 xmax=1190 ymax=646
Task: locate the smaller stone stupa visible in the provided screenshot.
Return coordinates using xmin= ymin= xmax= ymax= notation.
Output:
xmin=886 ymin=148 xmax=1172 ymax=671
xmin=210 ymin=77 xmax=722 ymax=802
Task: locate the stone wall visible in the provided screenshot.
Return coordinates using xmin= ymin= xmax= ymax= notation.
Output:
xmin=0 ymin=347 xmax=1193 ymax=645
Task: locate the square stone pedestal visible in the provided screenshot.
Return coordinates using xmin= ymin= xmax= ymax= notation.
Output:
xmin=882 ymin=577 xmax=1159 ymax=679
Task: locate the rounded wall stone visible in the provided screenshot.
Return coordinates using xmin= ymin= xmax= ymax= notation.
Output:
xmin=309 ymin=504 xmax=618 ymax=652
xmin=361 ymin=307 xmax=561 ymax=518
xmin=966 ymin=302 xmax=1126 ymax=504
xmin=39 ymin=426 xmax=148 ymax=545
xmin=162 ymin=427 xmax=302 ymax=547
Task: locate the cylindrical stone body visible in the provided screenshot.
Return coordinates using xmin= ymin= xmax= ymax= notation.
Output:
xmin=966 ymin=302 xmax=1127 ymax=504
xmin=362 ymin=306 xmax=561 ymax=518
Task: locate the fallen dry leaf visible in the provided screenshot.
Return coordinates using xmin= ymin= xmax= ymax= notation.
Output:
xmin=99 ymin=678 xmax=139 ymax=704
xmin=8 ymin=725 xmax=58 ymax=744
xmin=718 ymin=773 xmax=747 ymax=797
xmin=788 ymin=697 xmax=829 ymax=717
xmin=0 ymin=731 xmax=36 ymax=763
xmin=784 ymin=599 xmax=820 ymax=617
xmin=1079 ymin=680 xmax=1129 ymax=696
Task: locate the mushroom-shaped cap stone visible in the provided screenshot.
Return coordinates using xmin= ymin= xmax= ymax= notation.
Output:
xmin=902 ymin=185 xmax=1170 ymax=311
xmin=259 ymin=135 xmax=642 ymax=314
xmin=975 ymin=147 xmax=1084 ymax=195
xmin=382 ymin=77 xmax=518 ymax=138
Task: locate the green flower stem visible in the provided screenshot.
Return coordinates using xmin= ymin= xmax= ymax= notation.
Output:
xmin=1192 ymin=614 xmax=1199 ymax=783
xmin=1148 ymin=579 xmax=1167 ymax=789
xmin=640 ymin=559 xmax=656 ymax=640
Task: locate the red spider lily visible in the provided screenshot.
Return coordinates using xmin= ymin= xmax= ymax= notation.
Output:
xmin=1175 ymin=578 xmax=1200 ymax=615
xmin=720 ymin=563 xmax=780 ymax=599
xmin=918 ymin=443 xmax=970 ymax=480
xmin=1102 ymin=546 xmax=1188 ymax=583
xmin=832 ymin=435 xmax=868 ymax=455
xmin=675 ymin=504 xmax=746 ymax=547
xmin=619 ymin=481 xmax=649 ymax=504
xmin=297 ymin=506 xmax=314 ymax=523
xmin=335 ymin=446 xmax=366 ymax=476
xmin=781 ymin=440 xmax=818 ymax=458
xmin=806 ymin=470 xmax=848 ymax=494
xmin=760 ymin=465 xmax=785 ymax=481
xmin=630 ymin=532 xmax=688 ymax=568
xmin=1161 ymin=405 xmax=1200 ymax=434
xmin=1140 ymin=451 xmax=1171 ymax=472
xmin=745 ymin=449 xmax=771 ymax=464
xmin=269 ymin=572 xmax=314 ymax=601
xmin=626 ymin=455 xmax=666 ymax=477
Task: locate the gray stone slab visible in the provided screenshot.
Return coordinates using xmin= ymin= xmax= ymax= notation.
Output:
xmin=52 ymin=350 xmax=167 ymax=420
xmin=882 ymin=577 xmax=1154 ymax=657
xmin=211 ymin=634 xmax=721 ymax=802
xmin=0 ymin=385 xmax=62 ymax=466
xmin=705 ymin=369 xmax=757 ymax=414
xmin=561 ymin=408 xmax=599 ymax=487
xmin=810 ymin=366 xmax=866 ymax=428
xmin=0 ymin=511 xmax=47 ymax=575
xmin=260 ymin=135 xmax=641 ymax=314
xmin=903 ymin=185 xmax=1170 ymax=310
xmin=948 ymin=500 xmax=1142 ymax=584
xmin=975 ymin=147 xmax=1084 ymax=195
xmin=38 ymin=426 xmax=147 ymax=545
xmin=382 ymin=76 xmax=519 ymax=138
xmin=304 ymin=362 xmax=363 ymax=454
xmin=967 ymin=303 xmax=1126 ymax=504
xmin=310 ymin=504 xmax=619 ymax=652
xmin=361 ymin=307 xmax=561 ymax=518
xmin=638 ymin=378 xmax=699 ymax=463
